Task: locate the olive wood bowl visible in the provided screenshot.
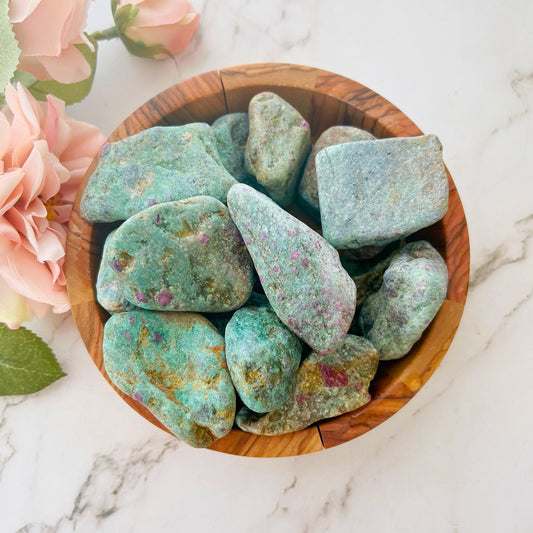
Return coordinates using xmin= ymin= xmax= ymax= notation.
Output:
xmin=66 ymin=63 xmax=470 ymax=458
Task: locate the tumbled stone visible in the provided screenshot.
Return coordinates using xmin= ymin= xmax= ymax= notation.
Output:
xmin=80 ymin=124 xmax=237 ymax=222
xmin=298 ymin=126 xmax=375 ymax=215
xmin=236 ymin=335 xmax=378 ymax=435
xmin=317 ymin=135 xmax=448 ymax=249
xmin=358 ymin=241 xmax=448 ymax=360
xmin=244 ymin=92 xmax=311 ymax=206
xmin=226 ymin=305 xmax=302 ymax=413
xmin=96 ymin=230 xmax=135 ymax=314
xmin=103 ymin=310 xmax=236 ymax=448
xmin=227 ymin=184 xmax=356 ymax=354
xmin=105 ymin=196 xmax=253 ymax=312
xmin=212 ymin=113 xmax=254 ymax=184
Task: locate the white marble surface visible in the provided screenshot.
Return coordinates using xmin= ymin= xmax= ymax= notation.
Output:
xmin=2 ymin=1 xmax=533 ymax=531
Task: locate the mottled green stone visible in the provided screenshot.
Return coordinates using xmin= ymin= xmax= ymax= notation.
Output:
xmin=103 ymin=310 xmax=236 ymax=448
xmin=227 ymin=184 xmax=356 ymax=354
xmin=225 ymin=305 xmax=302 ymax=413
xmin=236 ymin=335 xmax=378 ymax=435
xmin=317 ymin=135 xmax=449 ymax=248
xmin=80 ymin=124 xmax=237 ymax=222
xmin=298 ymin=126 xmax=374 ymax=215
xmin=359 ymin=241 xmax=448 ymax=360
xmin=244 ymin=92 xmax=311 ymax=206
xmin=212 ymin=113 xmax=254 ymax=183
xmin=96 ymin=230 xmax=135 ymax=314
xmin=104 ymin=196 xmax=253 ymax=312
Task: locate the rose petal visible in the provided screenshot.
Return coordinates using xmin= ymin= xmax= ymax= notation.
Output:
xmin=133 ymin=0 xmax=190 ymax=27
xmin=38 ymin=45 xmax=92 ymax=84
xmin=8 ymin=0 xmax=42 ymax=23
xmin=0 ymin=275 xmax=34 ymax=328
xmin=0 ymin=170 xmax=24 ymax=214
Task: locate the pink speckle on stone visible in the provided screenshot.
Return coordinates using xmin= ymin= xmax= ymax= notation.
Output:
xmin=291 ymin=267 xmax=297 ymax=274
xmin=315 ymin=241 xmax=322 ymax=250
xmin=245 ymin=221 xmax=250 ymax=227
xmin=312 ymin=301 xmax=319 ymax=308
xmin=128 ymin=315 xmax=135 ymax=324
xmin=259 ymin=276 xmax=264 ymax=283
xmin=301 ymin=258 xmax=310 ymax=267
xmin=243 ymin=237 xmax=250 ymax=245
xmin=317 ymin=309 xmax=324 ymax=315
xmin=273 ymin=266 xmax=280 ymax=273
xmin=355 ymin=382 xmax=363 ymax=392
xmin=147 ymin=199 xmax=157 ymax=207
xmin=156 ymin=291 xmax=173 ymax=306
xmin=296 ymin=393 xmax=312 ymax=406
xmin=152 ymin=332 xmax=164 ymax=342
xmin=319 ymin=363 xmax=349 ymax=387
xmin=261 ymin=232 xmax=267 ymax=241
xmin=136 ymin=292 xmax=147 ymax=303
xmin=338 ymin=318 xmax=344 ymax=326
xmin=134 ymin=391 xmax=144 ymax=403
xmin=123 ymin=331 xmax=131 ymax=340
xmin=300 ymin=120 xmax=309 ymax=130
xmin=198 ymin=233 xmax=209 ymax=244
xmin=290 ymin=249 xmax=300 ymax=260
xmin=155 ymin=213 xmax=161 ymax=224
xmin=277 ymin=294 xmax=285 ymax=301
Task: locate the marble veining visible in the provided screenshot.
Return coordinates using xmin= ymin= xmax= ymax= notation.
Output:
xmin=2 ymin=0 xmax=533 ymax=532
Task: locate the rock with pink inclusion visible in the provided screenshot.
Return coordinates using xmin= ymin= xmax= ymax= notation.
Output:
xmin=236 ymin=335 xmax=378 ymax=435
xmin=103 ymin=196 xmax=253 ymax=312
xmin=227 ymin=184 xmax=356 ymax=353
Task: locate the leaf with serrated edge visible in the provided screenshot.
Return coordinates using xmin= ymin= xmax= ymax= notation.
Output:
xmin=0 ymin=0 xmax=21 ymax=95
xmin=0 ymin=324 xmax=66 ymax=396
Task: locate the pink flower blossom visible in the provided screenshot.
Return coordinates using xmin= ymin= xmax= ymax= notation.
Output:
xmin=116 ymin=0 xmax=200 ymax=59
xmin=9 ymin=0 xmax=94 ymax=84
xmin=0 ymin=83 xmax=105 ymax=328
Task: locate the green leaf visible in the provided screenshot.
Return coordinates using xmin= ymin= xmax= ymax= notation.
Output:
xmin=112 ymin=3 xmax=171 ymax=59
xmin=0 ymin=0 xmax=21 ymax=95
xmin=12 ymin=34 xmax=98 ymax=105
xmin=0 ymin=324 xmax=66 ymax=396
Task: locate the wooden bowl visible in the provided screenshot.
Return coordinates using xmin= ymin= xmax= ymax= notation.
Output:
xmin=66 ymin=63 xmax=470 ymax=457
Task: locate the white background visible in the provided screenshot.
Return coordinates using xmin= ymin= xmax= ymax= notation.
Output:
xmin=1 ymin=1 xmax=532 ymax=531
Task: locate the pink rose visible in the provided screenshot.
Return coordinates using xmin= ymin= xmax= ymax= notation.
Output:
xmin=114 ymin=0 xmax=200 ymax=59
xmin=9 ymin=0 xmax=94 ymax=84
xmin=0 ymin=83 xmax=105 ymax=328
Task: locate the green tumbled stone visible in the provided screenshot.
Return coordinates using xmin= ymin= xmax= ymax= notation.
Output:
xmin=226 ymin=305 xmax=302 ymax=413
xmin=105 ymin=196 xmax=254 ymax=312
xmin=227 ymin=184 xmax=356 ymax=354
xmin=358 ymin=241 xmax=448 ymax=360
xmin=244 ymin=92 xmax=311 ymax=206
xmin=103 ymin=310 xmax=236 ymax=448
xmin=80 ymin=124 xmax=237 ymax=222
xmin=212 ymin=113 xmax=254 ymax=184
xmin=96 ymin=230 xmax=136 ymax=314
xmin=298 ymin=125 xmax=374 ymax=215
xmin=317 ymin=135 xmax=448 ymax=249
xmin=236 ymin=335 xmax=378 ymax=435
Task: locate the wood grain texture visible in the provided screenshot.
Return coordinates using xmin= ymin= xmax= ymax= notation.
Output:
xmin=66 ymin=63 xmax=470 ymax=458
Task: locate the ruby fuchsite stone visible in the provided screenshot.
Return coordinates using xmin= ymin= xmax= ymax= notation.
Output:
xmin=298 ymin=125 xmax=375 ymax=215
xmin=358 ymin=241 xmax=448 ymax=360
xmin=225 ymin=305 xmax=302 ymax=413
xmin=103 ymin=310 xmax=236 ymax=448
xmin=80 ymin=124 xmax=237 ymax=222
xmin=227 ymin=184 xmax=356 ymax=354
xmin=244 ymin=92 xmax=311 ymax=206
xmin=317 ymin=135 xmax=449 ymax=249
xmin=236 ymin=335 xmax=379 ymax=435
xmin=96 ymin=230 xmax=135 ymax=314
xmin=103 ymin=196 xmax=253 ymax=312
xmin=212 ymin=113 xmax=254 ymax=184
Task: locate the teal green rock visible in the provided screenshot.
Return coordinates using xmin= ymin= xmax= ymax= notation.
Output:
xmin=244 ymin=92 xmax=311 ymax=206
xmin=212 ymin=113 xmax=254 ymax=183
xmin=317 ymin=135 xmax=448 ymax=248
xmin=298 ymin=125 xmax=375 ymax=215
xmin=96 ymin=230 xmax=135 ymax=314
xmin=225 ymin=305 xmax=302 ymax=413
xmin=80 ymin=124 xmax=237 ymax=222
xmin=105 ymin=196 xmax=253 ymax=312
xmin=358 ymin=241 xmax=448 ymax=360
xmin=236 ymin=335 xmax=378 ymax=435
xmin=103 ymin=310 xmax=236 ymax=448
xmin=227 ymin=184 xmax=356 ymax=354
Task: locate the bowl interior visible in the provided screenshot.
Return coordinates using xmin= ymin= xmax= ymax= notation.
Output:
xmin=66 ymin=63 xmax=470 ymax=457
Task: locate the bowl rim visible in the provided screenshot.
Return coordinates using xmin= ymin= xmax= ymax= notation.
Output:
xmin=66 ymin=62 xmax=470 ymax=458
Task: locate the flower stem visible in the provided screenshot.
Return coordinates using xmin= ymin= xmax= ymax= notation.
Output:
xmin=89 ymin=26 xmax=119 ymax=41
